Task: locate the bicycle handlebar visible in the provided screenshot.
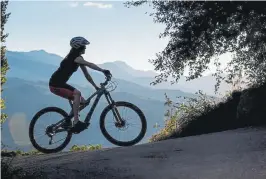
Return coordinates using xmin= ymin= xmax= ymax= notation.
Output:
xmin=100 ymin=74 xmax=112 ymax=86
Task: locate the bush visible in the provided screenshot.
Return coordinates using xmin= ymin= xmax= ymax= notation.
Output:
xmin=150 ymin=91 xmax=223 ymax=142
xmin=1 ymin=149 xmax=43 ymax=157
xmin=150 ymin=82 xmax=266 ymax=142
xmin=70 ymin=144 xmax=102 ymax=151
xmin=10 ymin=150 xmax=41 ymax=156
xmin=1 ymin=144 xmax=102 ymax=156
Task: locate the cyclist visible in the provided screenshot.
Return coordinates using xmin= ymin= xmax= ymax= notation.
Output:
xmin=49 ymin=36 xmax=111 ymax=133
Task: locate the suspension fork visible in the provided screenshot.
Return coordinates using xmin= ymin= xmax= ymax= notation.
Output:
xmin=104 ymin=91 xmax=123 ymax=123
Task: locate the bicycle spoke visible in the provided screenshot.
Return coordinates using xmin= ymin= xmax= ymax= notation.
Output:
xmin=128 ymin=125 xmax=141 ymax=129
xmin=106 ymin=122 xmax=116 ymax=125
xmin=127 ymin=122 xmax=141 ymax=126
xmin=34 ymin=134 xmax=47 ymax=140
xmin=34 ymin=128 xmax=46 ymax=134
xmin=103 ymin=105 xmax=144 ymax=143
xmin=29 ymin=107 xmax=72 ymax=153
xmin=50 ymin=137 xmax=67 ymax=145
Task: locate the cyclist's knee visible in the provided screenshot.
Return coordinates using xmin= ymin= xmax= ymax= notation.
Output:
xmin=80 ymin=96 xmax=86 ymax=103
xmin=73 ymin=89 xmax=81 ymax=97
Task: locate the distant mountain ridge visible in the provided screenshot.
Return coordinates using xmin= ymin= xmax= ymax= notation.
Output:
xmin=2 ymin=50 xmax=226 ymax=151
xmin=110 ymin=60 xmax=157 ymax=77
xmin=6 ymin=50 xmax=230 ymax=96
xmin=3 ymin=50 xmax=201 ymax=151
xmin=5 ymin=50 xmax=198 ymax=102
xmin=7 ymin=50 xmax=62 ymax=66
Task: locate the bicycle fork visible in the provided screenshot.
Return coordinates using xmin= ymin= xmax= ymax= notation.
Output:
xmin=104 ymin=92 xmax=124 ymax=126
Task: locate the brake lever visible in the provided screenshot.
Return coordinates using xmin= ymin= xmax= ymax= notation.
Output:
xmin=106 ymin=75 xmax=112 ymax=81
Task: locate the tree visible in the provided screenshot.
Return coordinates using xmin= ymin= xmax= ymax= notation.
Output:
xmin=125 ymin=1 xmax=266 ymax=92
xmin=1 ymin=0 xmax=11 ymax=124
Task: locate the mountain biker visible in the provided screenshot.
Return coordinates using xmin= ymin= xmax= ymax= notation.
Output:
xmin=49 ymin=36 xmax=111 ymax=133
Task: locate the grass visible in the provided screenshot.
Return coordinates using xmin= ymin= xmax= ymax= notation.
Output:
xmin=1 ymin=144 xmax=103 ymax=157
xmin=150 ymin=82 xmax=266 ymax=142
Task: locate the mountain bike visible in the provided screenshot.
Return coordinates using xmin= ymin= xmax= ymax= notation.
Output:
xmin=29 ymin=75 xmax=147 ymax=154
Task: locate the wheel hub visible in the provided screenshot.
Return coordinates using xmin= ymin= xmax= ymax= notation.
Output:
xmin=45 ymin=125 xmax=54 ymax=137
xmin=115 ymin=119 xmax=126 ymax=128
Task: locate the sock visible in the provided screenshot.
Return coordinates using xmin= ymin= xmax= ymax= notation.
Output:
xmin=73 ymin=120 xmax=79 ymax=125
xmin=73 ymin=112 xmax=80 ymax=125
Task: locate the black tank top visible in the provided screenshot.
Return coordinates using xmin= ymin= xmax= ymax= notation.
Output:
xmin=49 ymin=54 xmax=80 ymax=86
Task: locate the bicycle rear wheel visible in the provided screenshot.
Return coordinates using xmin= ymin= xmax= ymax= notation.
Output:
xmin=29 ymin=107 xmax=72 ymax=154
xmin=100 ymin=101 xmax=147 ymax=146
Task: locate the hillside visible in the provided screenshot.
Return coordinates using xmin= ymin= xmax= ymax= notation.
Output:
xmin=8 ymin=127 xmax=266 ymax=179
xmin=6 ymin=50 xmax=231 ymax=96
xmin=6 ymin=50 xmax=197 ymax=102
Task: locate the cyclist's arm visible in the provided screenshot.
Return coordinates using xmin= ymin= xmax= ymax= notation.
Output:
xmin=80 ymin=64 xmax=98 ymax=89
xmin=75 ymin=56 xmax=104 ymax=72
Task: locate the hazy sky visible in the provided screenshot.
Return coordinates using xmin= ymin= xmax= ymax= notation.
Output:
xmin=5 ymin=0 xmax=170 ymax=71
xmin=5 ymin=0 xmax=232 ymax=74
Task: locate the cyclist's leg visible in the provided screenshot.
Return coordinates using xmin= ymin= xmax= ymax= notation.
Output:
xmin=73 ymin=89 xmax=82 ymax=122
xmin=49 ymin=84 xmax=87 ymax=132
xmin=49 ymin=84 xmax=75 ymax=100
xmin=49 ymin=84 xmax=81 ymax=121
xmin=49 ymin=84 xmax=85 ymax=102
xmin=63 ymin=84 xmax=88 ymax=132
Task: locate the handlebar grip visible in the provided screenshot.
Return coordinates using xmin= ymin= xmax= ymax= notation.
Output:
xmin=100 ymin=75 xmax=112 ymax=86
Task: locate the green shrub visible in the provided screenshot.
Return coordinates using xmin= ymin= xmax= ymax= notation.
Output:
xmin=150 ymin=89 xmax=245 ymax=142
xmin=70 ymin=144 xmax=102 ymax=151
xmin=1 ymin=149 xmax=43 ymax=157
xmin=1 ymin=144 xmax=102 ymax=156
xmin=151 ymin=82 xmax=266 ymax=142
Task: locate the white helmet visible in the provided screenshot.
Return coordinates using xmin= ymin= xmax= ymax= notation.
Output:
xmin=70 ymin=36 xmax=90 ymax=49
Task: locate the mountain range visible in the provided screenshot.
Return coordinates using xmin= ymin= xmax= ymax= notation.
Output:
xmin=6 ymin=50 xmax=231 ymax=95
xmin=2 ymin=50 xmax=229 ymax=151
xmin=1 ymin=50 xmax=200 ymax=151
xmin=2 ymin=77 xmax=167 ymax=151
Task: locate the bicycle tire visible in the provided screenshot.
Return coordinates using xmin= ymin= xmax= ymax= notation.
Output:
xmin=100 ymin=101 xmax=147 ymax=146
xmin=29 ymin=107 xmax=72 ymax=154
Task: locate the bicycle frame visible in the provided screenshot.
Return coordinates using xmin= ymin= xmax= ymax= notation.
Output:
xmin=51 ymin=83 xmax=122 ymax=130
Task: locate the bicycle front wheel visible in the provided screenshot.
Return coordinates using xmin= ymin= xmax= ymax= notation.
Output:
xmin=100 ymin=101 xmax=147 ymax=146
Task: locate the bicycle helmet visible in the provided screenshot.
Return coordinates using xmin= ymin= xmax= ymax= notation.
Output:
xmin=70 ymin=36 xmax=90 ymax=49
